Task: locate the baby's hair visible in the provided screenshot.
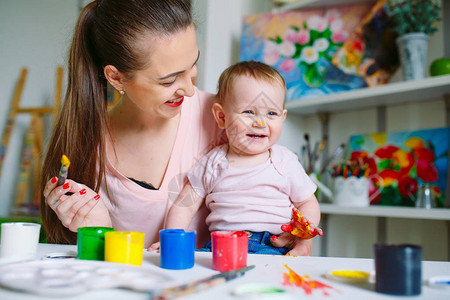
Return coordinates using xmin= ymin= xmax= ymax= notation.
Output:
xmin=216 ymin=61 xmax=286 ymax=104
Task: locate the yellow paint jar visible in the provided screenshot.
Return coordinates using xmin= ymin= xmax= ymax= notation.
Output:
xmin=104 ymin=231 xmax=145 ymax=266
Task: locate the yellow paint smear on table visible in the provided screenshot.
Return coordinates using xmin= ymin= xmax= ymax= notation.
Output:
xmin=331 ymin=270 xmax=369 ymax=279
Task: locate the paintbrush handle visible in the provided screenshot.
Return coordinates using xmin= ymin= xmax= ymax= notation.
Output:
xmin=320 ymin=144 xmax=345 ymax=175
xmin=152 ymin=277 xmax=228 ymax=299
xmin=57 ymin=166 xmax=68 ymax=186
xmin=150 ymin=265 xmax=254 ymax=299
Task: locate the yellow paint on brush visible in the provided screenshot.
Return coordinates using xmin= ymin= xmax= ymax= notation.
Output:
xmin=61 ymin=154 xmax=70 ymax=168
xmin=331 ymin=270 xmax=369 ymax=279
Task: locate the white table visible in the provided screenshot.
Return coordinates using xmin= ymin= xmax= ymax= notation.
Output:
xmin=0 ymin=243 xmax=449 ymax=300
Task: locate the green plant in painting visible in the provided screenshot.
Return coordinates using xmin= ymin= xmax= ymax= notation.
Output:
xmin=386 ymin=0 xmax=441 ymax=35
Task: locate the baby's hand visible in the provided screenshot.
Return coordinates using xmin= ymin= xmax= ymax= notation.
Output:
xmin=281 ymin=208 xmax=323 ymax=239
xmin=147 ymin=241 xmax=160 ymax=252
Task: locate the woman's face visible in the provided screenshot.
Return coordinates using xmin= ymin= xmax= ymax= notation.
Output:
xmin=121 ymin=25 xmax=199 ymax=120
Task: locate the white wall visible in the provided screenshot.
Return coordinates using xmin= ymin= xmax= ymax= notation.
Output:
xmin=0 ymin=0 xmax=80 ymax=216
xmin=192 ymin=0 xmax=273 ymax=94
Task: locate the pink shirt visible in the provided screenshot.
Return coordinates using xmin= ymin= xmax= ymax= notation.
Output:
xmin=100 ymin=87 xmax=224 ymax=248
xmin=188 ymin=144 xmax=317 ymax=235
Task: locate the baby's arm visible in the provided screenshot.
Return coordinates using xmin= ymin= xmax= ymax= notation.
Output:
xmin=166 ymin=182 xmax=205 ymax=229
xmin=282 ymin=194 xmax=323 ymax=239
xmin=147 ymin=182 xmax=204 ymax=251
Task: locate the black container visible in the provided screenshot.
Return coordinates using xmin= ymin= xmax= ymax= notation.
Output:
xmin=374 ymin=244 xmax=422 ymax=295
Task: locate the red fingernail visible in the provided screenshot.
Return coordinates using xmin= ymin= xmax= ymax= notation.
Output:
xmin=94 ymin=195 xmax=100 ymax=200
xmin=271 ymin=235 xmax=278 ymax=240
xmin=80 ymin=189 xmax=87 ymax=195
xmin=63 ymin=182 xmax=70 ymax=189
xmin=51 ymin=176 xmax=57 ymax=184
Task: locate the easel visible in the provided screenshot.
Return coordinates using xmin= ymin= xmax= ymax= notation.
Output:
xmin=0 ymin=66 xmax=63 ymax=215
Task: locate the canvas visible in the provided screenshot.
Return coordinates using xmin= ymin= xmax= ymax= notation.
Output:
xmin=346 ymin=127 xmax=450 ymax=207
xmin=239 ymin=3 xmax=374 ymax=101
xmin=332 ymin=0 xmax=399 ymax=87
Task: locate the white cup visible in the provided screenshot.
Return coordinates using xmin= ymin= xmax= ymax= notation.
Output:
xmin=1 ymin=222 xmax=41 ymax=260
xmin=334 ymin=176 xmax=370 ymax=206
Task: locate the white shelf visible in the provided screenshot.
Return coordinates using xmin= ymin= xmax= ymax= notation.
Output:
xmin=272 ymin=0 xmax=375 ymax=13
xmin=320 ymin=203 xmax=450 ymax=220
xmin=285 ymin=75 xmax=450 ymax=115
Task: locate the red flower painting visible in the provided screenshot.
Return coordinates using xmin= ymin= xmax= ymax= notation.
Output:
xmin=346 ymin=128 xmax=449 ymax=207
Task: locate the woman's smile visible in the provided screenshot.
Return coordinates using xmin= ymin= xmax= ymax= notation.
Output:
xmin=165 ymin=96 xmax=184 ymax=107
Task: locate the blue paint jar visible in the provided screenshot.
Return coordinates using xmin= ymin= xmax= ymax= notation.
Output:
xmin=374 ymin=244 xmax=422 ymax=295
xmin=160 ymin=229 xmax=196 ymax=270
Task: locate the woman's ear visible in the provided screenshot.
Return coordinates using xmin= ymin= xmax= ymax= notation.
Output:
xmin=104 ymin=65 xmax=125 ymax=91
xmin=211 ymin=102 xmax=226 ymax=129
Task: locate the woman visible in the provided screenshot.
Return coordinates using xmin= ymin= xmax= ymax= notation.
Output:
xmin=41 ymin=0 xmax=313 ymax=256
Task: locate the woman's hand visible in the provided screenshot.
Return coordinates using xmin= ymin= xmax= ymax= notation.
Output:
xmin=43 ymin=177 xmax=112 ymax=232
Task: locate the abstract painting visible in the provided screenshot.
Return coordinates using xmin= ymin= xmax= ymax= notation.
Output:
xmin=239 ymin=2 xmax=375 ymax=101
xmin=346 ymin=127 xmax=450 ymax=207
xmin=332 ymin=0 xmax=399 ymax=87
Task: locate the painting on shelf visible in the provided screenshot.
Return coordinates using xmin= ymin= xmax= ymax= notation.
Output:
xmin=332 ymin=0 xmax=399 ymax=87
xmin=346 ymin=127 xmax=450 ymax=207
xmin=239 ymin=2 xmax=375 ymax=101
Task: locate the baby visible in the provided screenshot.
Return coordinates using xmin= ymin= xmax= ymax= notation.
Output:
xmin=150 ymin=61 xmax=322 ymax=255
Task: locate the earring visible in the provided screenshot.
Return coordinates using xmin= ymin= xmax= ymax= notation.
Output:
xmin=119 ymin=89 xmax=125 ymax=95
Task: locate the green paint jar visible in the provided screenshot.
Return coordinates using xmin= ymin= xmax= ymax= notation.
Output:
xmin=77 ymin=227 xmax=115 ymax=260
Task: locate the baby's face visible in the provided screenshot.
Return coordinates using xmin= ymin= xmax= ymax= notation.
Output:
xmin=221 ymin=75 xmax=287 ymax=157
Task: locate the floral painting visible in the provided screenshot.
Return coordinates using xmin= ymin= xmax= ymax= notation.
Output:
xmin=346 ymin=128 xmax=449 ymax=207
xmin=332 ymin=0 xmax=399 ymax=87
xmin=239 ymin=3 xmax=375 ymax=100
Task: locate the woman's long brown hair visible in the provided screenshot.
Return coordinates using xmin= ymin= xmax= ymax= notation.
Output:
xmin=39 ymin=0 xmax=192 ymax=244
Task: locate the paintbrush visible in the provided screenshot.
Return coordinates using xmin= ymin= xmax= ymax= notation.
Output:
xmin=319 ymin=143 xmax=345 ymax=175
xmin=57 ymin=154 xmax=70 ymax=186
xmin=309 ymin=141 xmax=319 ymax=173
xmin=309 ymin=136 xmax=328 ymax=173
xmin=304 ymin=134 xmax=312 ymax=172
xmin=149 ymin=265 xmax=255 ymax=299
xmin=300 ymin=145 xmax=307 ymax=166
xmin=315 ymin=136 xmax=328 ymax=162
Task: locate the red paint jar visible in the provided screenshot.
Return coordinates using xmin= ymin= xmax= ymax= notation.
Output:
xmin=211 ymin=231 xmax=248 ymax=272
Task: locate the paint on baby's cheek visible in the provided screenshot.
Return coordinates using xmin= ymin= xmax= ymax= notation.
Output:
xmin=282 ymin=264 xmax=336 ymax=296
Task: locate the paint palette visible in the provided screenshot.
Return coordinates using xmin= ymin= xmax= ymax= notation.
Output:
xmin=0 ymin=259 xmax=173 ymax=296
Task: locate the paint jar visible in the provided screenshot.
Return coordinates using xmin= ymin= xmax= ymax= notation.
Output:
xmin=212 ymin=231 xmax=248 ymax=272
xmin=0 ymin=222 xmax=41 ymax=260
xmin=159 ymin=229 xmax=196 ymax=270
xmin=77 ymin=227 xmax=115 ymax=260
xmin=333 ymin=176 xmax=370 ymax=206
xmin=374 ymin=244 xmax=422 ymax=295
xmin=104 ymin=231 xmax=145 ymax=266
